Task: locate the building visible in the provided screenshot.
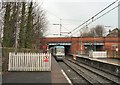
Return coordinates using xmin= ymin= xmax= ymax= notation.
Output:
xmin=106 ymin=28 xmax=119 ymax=37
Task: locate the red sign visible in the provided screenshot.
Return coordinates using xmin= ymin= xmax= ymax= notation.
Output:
xmin=44 ymin=57 xmax=49 ymax=62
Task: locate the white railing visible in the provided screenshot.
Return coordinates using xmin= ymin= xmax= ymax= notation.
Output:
xmin=8 ymin=52 xmax=51 ymax=71
xmin=89 ymin=50 xmax=107 ymax=58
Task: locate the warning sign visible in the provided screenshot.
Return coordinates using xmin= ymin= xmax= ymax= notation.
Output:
xmin=44 ymin=56 xmax=49 ymax=62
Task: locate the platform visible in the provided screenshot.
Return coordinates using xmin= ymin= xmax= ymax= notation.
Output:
xmin=2 ymin=56 xmax=69 ymax=84
xmin=51 ymin=56 xmax=69 ymax=83
xmin=71 ymin=54 xmax=120 ymax=77
xmin=76 ymin=54 xmax=120 ymax=66
xmin=95 ymin=58 xmax=120 ymax=66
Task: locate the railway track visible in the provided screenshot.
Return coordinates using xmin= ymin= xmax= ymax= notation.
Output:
xmin=59 ymin=61 xmax=92 ymax=85
xmin=59 ymin=58 xmax=120 ymax=85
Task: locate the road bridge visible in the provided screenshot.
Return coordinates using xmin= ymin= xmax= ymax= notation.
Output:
xmin=40 ymin=37 xmax=119 ymax=57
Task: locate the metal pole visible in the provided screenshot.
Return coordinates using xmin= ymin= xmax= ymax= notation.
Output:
xmin=53 ymin=19 xmax=62 ymax=37
xmin=80 ymin=31 xmax=82 ymax=54
xmin=60 ymin=19 xmax=62 ymax=36
xmin=94 ymin=39 xmax=96 ymax=51
xmin=94 ymin=30 xmax=96 ymax=51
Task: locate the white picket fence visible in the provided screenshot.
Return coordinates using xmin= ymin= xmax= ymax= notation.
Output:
xmin=89 ymin=51 xmax=107 ymax=58
xmin=8 ymin=52 xmax=51 ymax=71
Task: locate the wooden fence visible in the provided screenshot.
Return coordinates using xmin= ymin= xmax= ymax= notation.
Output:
xmin=8 ymin=52 xmax=51 ymax=71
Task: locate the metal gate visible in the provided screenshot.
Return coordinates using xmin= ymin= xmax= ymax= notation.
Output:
xmin=8 ymin=52 xmax=51 ymax=71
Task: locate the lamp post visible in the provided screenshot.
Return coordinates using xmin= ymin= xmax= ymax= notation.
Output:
xmin=94 ymin=30 xmax=96 ymax=51
xmin=104 ymin=25 xmax=111 ymax=53
xmin=80 ymin=31 xmax=82 ymax=54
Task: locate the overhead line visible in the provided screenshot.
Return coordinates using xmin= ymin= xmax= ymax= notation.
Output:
xmin=69 ymin=4 xmax=120 ymax=37
xmin=91 ymin=0 xmax=118 ymax=19
xmin=67 ymin=0 xmax=119 ymax=36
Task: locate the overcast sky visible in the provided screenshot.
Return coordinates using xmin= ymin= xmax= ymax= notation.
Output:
xmin=37 ymin=0 xmax=119 ymax=37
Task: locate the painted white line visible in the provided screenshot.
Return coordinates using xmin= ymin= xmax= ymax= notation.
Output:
xmin=61 ymin=69 xmax=73 ymax=85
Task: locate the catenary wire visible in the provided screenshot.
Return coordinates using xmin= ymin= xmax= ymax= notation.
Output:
xmin=66 ymin=0 xmax=119 ymax=36
xmin=68 ymin=4 xmax=120 ymax=37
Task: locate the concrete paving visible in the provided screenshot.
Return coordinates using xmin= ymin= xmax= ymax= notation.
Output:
xmin=2 ymin=72 xmax=51 ymax=83
xmin=51 ymin=57 xmax=68 ymax=83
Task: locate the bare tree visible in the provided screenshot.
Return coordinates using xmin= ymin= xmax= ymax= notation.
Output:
xmin=2 ymin=1 xmax=48 ymax=49
xmin=18 ymin=1 xmax=48 ymax=49
xmin=0 ymin=1 xmax=5 ymax=43
xmin=19 ymin=2 xmax=26 ymax=48
xmin=2 ymin=2 xmax=11 ymax=47
xmin=81 ymin=25 xmax=105 ymax=37
xmin=94 ymin=25 xmax=105 ymax=37
xmin=32 ymin=2 xmax=48 ymax=51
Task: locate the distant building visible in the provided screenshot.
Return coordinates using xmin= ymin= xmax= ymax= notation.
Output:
xmin=106 ymin=28 xmax=119 ymax=37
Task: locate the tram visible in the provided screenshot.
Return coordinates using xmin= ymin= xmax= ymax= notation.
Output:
xmin=50 ymin=46 xmax=65 ymax=60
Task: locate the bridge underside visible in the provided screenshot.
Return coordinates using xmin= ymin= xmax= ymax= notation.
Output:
xmin=84 ymin=43 xmax=104 ymax=51
xmin=48 ymin=42 xmax=71 ymax=55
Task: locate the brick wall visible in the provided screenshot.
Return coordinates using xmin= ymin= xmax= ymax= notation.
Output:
xmin=42 ymin=37 xmax=119 ymax=58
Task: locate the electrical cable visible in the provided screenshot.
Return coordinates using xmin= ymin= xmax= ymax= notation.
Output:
xmin=68 ymin=4 xmax=120 ymax=37
xmin=66 ymin=0 xmax=119 ymax=36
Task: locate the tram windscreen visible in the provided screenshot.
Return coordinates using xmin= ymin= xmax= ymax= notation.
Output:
xmin=57 ymin=48 xmax=64 ymax=53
